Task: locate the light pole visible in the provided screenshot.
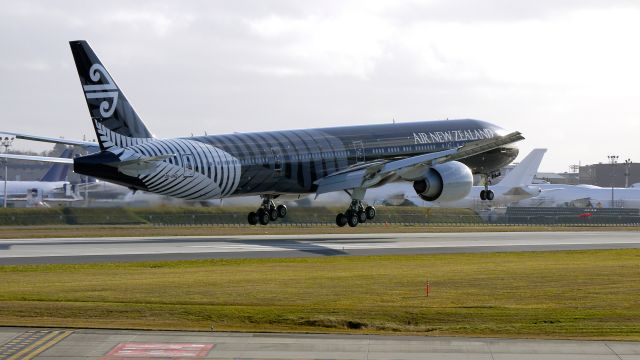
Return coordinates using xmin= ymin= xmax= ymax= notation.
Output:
xmin=608 ymin=155 xmax=619 ymax=208
xmin=624 ymin=158 xmax=633 ymax=188
xmin=1 ymin=137 xmax=15 ymax=208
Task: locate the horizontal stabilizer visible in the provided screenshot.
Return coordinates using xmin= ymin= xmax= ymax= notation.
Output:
xmin=0 ymin=131 xmax=99 ymax=151
xmin=0 ymin=153 xmax=74 ymax=164
xmin=107 ymin=154 xmax=174 ymax=177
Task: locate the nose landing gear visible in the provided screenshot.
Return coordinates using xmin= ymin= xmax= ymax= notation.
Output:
xmin=480 ymin=189 xmax=494 ymax=201
xmin=247 ymin=196 xmax=287 ymax=225
xmin=479 ymin=172 xmax=499 ymax=201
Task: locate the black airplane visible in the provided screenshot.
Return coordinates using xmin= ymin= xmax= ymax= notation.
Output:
xmin=1 ymin=41 xmax=523 ymax=227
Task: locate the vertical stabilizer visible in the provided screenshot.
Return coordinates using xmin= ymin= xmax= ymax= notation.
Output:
xmin=499 ymin=148 xmax=547 ymax=187
xmin=69 ymin=40 xmax=153 ymax=150
xmin=39 ymin=148 xmax=74 ymax=182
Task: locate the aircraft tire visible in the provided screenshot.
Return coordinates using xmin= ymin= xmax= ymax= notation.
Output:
xmin=336 ymin=213 xmax=347 ymax=227
xmin=277 ymin=204 xmax=287 ymax=218
xmin=347 ymin=211 xmax=359 ymax=227
xmin=357 ymin=210 xmax=367 ymax=223
xmin=257 ymin=208 xmax=270 ymax=225
xmin=365 ymin=206 xmax=376 ymax=220
xmin=248 ymin=212 xmax=258 ymax=225
xmin=486 ymin=190 xmax=494 ymax=201
xmin=269 ymin=208 xmax=279 ymax=221
xmin=480 ymin=190 xmax=486 ymax=200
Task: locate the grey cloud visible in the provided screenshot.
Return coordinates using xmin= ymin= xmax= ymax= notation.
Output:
xmin=0 ymin=0 xmax=637 ymax=171
xmin=386 ymin=0 xmax=640 ymax=23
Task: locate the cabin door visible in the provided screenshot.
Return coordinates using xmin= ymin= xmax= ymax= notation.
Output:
xmin=353 ymin=140 xmax=365 ymax=163
xmin=271 ymin=147 xmax=283 ymax=176
xmin=182 ymin=154 xmax=195 ymax=177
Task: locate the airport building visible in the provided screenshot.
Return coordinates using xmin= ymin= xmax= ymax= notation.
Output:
xmin=579 ymin=162 xmax=640 ymax=188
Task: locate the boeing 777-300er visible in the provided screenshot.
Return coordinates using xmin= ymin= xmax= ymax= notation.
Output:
xmin=0 ymin=40 xmax=523 ymax=227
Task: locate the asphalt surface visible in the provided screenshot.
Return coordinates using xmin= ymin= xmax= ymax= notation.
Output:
xmin=0 ymin=231 xmax=639 ymax=265
xmin=0 ymin=327 xmax=639 ymax=360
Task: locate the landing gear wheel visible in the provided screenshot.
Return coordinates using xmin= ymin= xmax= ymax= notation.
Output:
xmin=480 ymin=190 xmax=486 ymax=200
xmin=248 ymin=212 xmax=258 ymax=225
xmin=486 ymin=190 xmax=494 ymax=201
xmin=357 ymin=210 xmax=367 ymax=223
xmin=269 ymin=208 xmax=279 ymax=221
xmin=336 ymin=213 xmax=347 ymax=227
xmin=257 ymin=208 xmax=270 ymax=225
xmin=365 ymin=206 xmax=376 ymax=220
xmin=347 ymin=211 xmax=359 ymax=227
xmin=276 ymin=204 xmax=287 ymax=218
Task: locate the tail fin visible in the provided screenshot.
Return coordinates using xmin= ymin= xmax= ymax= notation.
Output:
xmin=499 ymin=148 xmax=547 ymax=187
xmin=40 ymin=148 xmax=74 ymax=182
xmin=69 ymin=40 xmax=153 ymax=150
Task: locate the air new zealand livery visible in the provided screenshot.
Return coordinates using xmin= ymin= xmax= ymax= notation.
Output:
xmin=1 ymin=41 xmax=523 ymax=227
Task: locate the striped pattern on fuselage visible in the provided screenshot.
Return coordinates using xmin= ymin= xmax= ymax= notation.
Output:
xmin=95 ymin=121 xmax=241 ymax=200
xmin=194 ymin=129 xmax=350 ymax=195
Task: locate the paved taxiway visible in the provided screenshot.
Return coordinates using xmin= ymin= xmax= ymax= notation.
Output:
xmin=1 ymin=327 xmax=639 ymax=359
xmin=0 ymin=231 xmax=639 ymax=264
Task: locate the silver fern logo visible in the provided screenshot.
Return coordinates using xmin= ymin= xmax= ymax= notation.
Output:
xmin=83 ymin=64 xmax=118 ymax=118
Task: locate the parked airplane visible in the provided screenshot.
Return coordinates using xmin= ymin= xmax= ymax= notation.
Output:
xmin=1 ymin=148 xmax=74 ymax=203
xmin=0 ymin=40 xmax=523 ymax=226
xmin=432 ymin=148 xmax=547 ymax=207
xmin=515 ymin=184 xmax=640 ymax=208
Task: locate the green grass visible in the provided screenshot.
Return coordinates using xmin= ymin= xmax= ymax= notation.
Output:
xmin=1 ymin=250 xmax=639 ymax=339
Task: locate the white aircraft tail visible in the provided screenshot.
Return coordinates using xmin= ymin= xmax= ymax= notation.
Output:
xmin=499 ymin=148 xmax=547 ymax=187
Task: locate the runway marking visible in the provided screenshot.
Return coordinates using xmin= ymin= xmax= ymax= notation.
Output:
xmin=102 ymin=342 xmax=214 ymax=359
xmin=1 ymin=232 xmax=640 ymax=262
xmin=0 ymin=329 xmax=72 ymax=360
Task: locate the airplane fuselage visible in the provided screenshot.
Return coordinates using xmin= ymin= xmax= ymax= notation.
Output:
xmin=75 ymin=119 xmax=518 ymax=200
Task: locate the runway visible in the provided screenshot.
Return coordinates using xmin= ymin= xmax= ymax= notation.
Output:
xmin=1 ymin=327 xmax=639 ymax=359
xmin=0 ymin=231 xmax=639 ymax=265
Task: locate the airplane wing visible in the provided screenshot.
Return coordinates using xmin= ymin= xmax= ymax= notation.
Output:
xmin=0 ymin=131 xmax=99 ymax=151
xmin=314 ymin=131 xmax=524 ymax=195
xmin=0 ymin=153 xmax=74 ymax=164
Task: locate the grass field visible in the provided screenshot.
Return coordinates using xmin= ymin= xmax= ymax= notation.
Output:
xmin=1 ymin=249 xmax=639 ymax=340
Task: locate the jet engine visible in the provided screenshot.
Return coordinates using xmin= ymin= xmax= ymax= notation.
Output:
xmin=411 ymin=161 xmax=473 ymax=202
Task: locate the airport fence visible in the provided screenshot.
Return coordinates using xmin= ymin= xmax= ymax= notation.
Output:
xmin=0 ymin=206 xmax=639 ymax=227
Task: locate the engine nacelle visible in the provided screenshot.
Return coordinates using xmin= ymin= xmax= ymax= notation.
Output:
xmin=412 ymin=161 xmax=473 ymax=202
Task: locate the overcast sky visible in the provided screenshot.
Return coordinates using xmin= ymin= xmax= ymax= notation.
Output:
xmin=1 ymin=0 xmax=638 ymax=171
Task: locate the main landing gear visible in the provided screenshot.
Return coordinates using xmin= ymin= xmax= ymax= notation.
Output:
xmin=247 ymin=196 xmax=287 ymax=225
xmin=336 ymin=201 xmax=376 ymax=227
xmin=336 ymin=188 xmax=375 ymax=227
